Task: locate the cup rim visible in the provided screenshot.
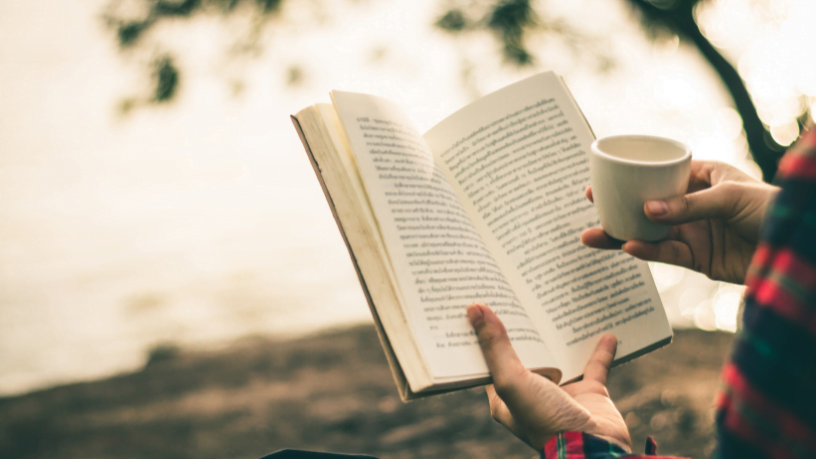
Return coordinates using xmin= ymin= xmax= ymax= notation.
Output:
xmin=590 ymin=134 xmax=691 ymax=167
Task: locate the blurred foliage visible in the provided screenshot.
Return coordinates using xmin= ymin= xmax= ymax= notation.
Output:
xmin=104 ymin=0 xmax=287 ymax=108
xmin=104 ymin=0 xmax=611 ymax=105
xmin=152 ymin=55 xmax=180 ymax=102
xmin=104 ymin=0 xmax=790 ymax=180
xmin=286 ymin=65 xmax=305 ymax=87
xmin=434 ymin=0 xmax=603 ymax=68
xmin=107 ymin=0 xmax=283 ymax=48
xmin=622 ymin=0 xmax=785 ymax=180
xmin=485 ymin=0 xmax=537 ymax=65
xmin=433 ymin=0 xmax=785 ymax=180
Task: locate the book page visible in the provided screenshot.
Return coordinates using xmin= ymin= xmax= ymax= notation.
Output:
xmin=424 ymin=72 xmax=671 ymax=380
xmin=330 ymin=90 xmax=558 ymax=381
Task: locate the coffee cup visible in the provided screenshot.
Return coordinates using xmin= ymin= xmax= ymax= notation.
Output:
xmin=589 ymin=135 xmax=691 ymax=242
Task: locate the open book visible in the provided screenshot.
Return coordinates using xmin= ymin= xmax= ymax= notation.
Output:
xmin=291 ymin=71 xmax=672 ymax=400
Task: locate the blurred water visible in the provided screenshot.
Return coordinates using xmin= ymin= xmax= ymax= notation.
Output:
xmin=0 ymin=0 xmax=773 ymax=395
xmin=0 ymin=0 xmax=380 ymax=394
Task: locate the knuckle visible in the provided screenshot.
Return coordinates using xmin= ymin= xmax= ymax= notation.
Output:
xmin=716 ymin=181 xmax=742 ymax=216
xmin=678 ymin=195 xmax=691 ymax=213
xmin=707 ymin=160 xmax=729 ymax=178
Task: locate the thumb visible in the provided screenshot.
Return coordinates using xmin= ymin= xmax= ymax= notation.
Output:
xmin=467 ymin=303 xmax=527 ymax=393
xmin=582 ymin=334 xmax=617 ymax=387
xmin=644 ymin=183 xmax=738 ymax=225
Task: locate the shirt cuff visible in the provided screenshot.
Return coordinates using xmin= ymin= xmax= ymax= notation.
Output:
xmin=542 ymin=432 xmax=666 ymax=458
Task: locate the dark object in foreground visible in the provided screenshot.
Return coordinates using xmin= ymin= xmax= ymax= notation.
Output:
xmin=0 ymin=326 xmax=732 ymax=459
xmin=263 ymin=450 xmax=377 ymax=459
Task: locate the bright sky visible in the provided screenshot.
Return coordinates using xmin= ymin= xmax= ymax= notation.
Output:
xmin=0 ymin=0 xmax=812 ymax=395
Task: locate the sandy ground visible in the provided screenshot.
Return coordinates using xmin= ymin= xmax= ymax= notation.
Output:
xmin=0 ymin=326 xmax=733 ymax=459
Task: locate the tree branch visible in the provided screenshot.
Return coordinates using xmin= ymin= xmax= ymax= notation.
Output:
xmin=626 ymin=0 xmax=786 ymax=182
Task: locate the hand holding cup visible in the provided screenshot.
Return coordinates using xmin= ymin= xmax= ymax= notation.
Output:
xmin=584 ymin=155 xmax=779 ymax=285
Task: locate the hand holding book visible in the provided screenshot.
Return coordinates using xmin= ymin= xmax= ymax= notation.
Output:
xmin=466 ymin=302 xmax=631 ymax=452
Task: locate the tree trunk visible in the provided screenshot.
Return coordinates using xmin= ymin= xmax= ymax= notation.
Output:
xmin=627 ymin=0 xmax=786 ymax=182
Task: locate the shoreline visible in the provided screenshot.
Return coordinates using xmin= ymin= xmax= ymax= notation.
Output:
xmin=0 ymin=325 xmax=733 ymax=458
xmin=0 ymin=318 xmax=377 ymax=399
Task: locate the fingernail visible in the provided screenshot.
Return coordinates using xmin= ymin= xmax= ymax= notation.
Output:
xmin=467 ymin=304 xmax=484 ymax=325
xmin=646 ymin=200 xmax=668 ymax=216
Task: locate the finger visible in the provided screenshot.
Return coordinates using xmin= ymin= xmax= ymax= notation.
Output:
xmin=581 ymin=228 xmax=624 ymax=250
xmin=644 ymin=184 xmax=738 ymax=225
xmin=622 ymin=239 xmax=694 ymax=270
xmin=585 ymin=186 xmax=593 ymax=203
xmin=691 ymin=160 xmax=757 ymax=188
xmin=467 ymin=303 xmax=527 ymax=393
xmin=582 ymin=334 xmax=617 ymax=386
xmin=686 ymin=160 xmax=714 ymax=192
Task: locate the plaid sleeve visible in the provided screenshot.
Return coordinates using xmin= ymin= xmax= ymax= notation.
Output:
xmin=714 ymin=128 xmax=816 ymax=459
xmin=542 ymin=432 xmax=682 ymax=458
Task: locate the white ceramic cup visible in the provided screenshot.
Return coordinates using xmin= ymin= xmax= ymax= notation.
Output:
xmin=589 ymin=135 xmax=692 ymax=242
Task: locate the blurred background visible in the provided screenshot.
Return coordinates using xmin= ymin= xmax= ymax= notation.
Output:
xmin=1 ymin=0 xmax=815 ymax=456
